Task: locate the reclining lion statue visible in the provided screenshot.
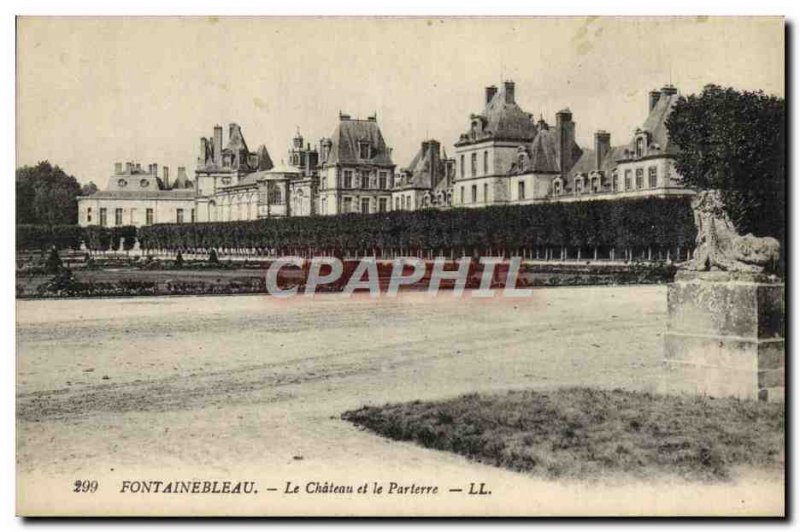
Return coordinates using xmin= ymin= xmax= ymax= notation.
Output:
xmin=684 ymin=190 xmax=780 ymax=273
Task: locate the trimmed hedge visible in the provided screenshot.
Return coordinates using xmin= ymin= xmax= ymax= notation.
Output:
xmin=138 ymin=197 xmax=696 ymax=255
xmin=16 ymin=197 xmax=698 ymax=257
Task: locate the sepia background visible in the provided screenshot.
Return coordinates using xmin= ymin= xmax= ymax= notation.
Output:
xmin=17 ymin=17 xmax=784 ymax=188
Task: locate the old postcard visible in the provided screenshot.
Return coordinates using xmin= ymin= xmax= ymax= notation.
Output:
xmin=15 ymin=16 xmax=785 ymax=517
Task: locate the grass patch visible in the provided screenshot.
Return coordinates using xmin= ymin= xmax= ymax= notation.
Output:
xmin=341 ymin=387 xmax=784 ymax=481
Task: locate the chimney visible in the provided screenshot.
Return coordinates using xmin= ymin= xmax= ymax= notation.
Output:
xmin=200 ymin=137 xmax=208 ymax=163
xmin=661 ymin=84 xmax=678 ymax=97
xmin=649 ymin=90 xmax=661 ymax=112
xmin=151 ymin=163 xmax=158 ymax=176
xmin=163 ymin=166 xmax=170 ymax=188
xmin=594 ymin=130 xmax=611 ymax=171
xmin=213 ymin=125 xmax=223 ymax=165
xmin=485 ymin=85 xmax=498 ymax=104
xmin=339 ymin=112 xmax=351 ymax=121
xmin=177 ymin=167 xmax=188 ymax=182
xmin=556 ymin=108 xmax=575 ymax=178
xmin=135 ymin=163 xmax=142 ymax=173
xmin=229 ymin=123 xmax=239 ymax=140
xmin=114 ymin=162 xmax=122 ymax=175
xmin=126 ymin=162 xmax=133 ymax=174
xmin=503 ymin=80 xmax=515 ymax=104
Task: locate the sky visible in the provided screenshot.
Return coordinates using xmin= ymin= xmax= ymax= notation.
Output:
xmin=16 ymin=16 xmax=784 ymax=187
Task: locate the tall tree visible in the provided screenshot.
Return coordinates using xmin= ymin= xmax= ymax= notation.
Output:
xmin=666 ymin=85 xmax=785 ymax=246
xmin=16 ymin=161 xmax=82 ymax=225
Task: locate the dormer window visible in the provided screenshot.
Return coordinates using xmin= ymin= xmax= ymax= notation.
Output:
xmin=117 ymin=178 xmax=128 ymax=188
xmin=553 ymin=179 xmax=562 ymax=196
xmin=635 ymin=137 xmax=645 ymax=158
xmin=358 ymin=142 xmax=372 ymax=160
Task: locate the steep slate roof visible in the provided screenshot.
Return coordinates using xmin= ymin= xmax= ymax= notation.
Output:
xmin=636 ymin=89 xmax=680 ymax=156
xmin=567 ymin=145 xmax=627 ymax=176
xmin=568 ymin=149 xmax=597 ymax=176
xmin=399 ymin=142 xmax=447 ymax=190
xmin=528 ymin=127 xmax=560 ymax=173
xmin=225 ymin=123 xmax=249 ymax=154
xmin=256 ymin=145 xmax=274 ymax=171
xmin=458 ymin=84 xmax=538 ymax=145
xmin=323 ymin=118 xmax=394 ymax=166
xmin=171 ymin=172 xmax=194 ymax=190
xmin=524 ymin=124 xmax=583 ymax=174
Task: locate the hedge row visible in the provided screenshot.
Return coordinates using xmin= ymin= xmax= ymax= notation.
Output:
xmin=16 ymin=224 xmax=137 ymax=252
xmin=17 ymin=197 xmax=697 ymax=256
xmin=138 ymin=197 xmax=697 ymax=254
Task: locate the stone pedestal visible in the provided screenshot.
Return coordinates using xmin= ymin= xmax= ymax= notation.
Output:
xmin=663 ymin=270 xmax=785 ymax=402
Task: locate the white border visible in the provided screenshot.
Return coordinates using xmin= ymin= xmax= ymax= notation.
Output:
xmin=4 ymin=1 xmax=796 ymax=530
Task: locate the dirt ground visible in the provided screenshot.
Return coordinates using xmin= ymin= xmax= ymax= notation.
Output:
xmin=15 ymin=286 xmax=784 ymax=516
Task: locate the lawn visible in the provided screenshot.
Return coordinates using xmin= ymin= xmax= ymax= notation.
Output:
xmin=342 ymin=387 xmax=784 ymax=481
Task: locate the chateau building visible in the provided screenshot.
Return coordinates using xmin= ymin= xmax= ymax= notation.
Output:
xmin=316 ymin=113 xmax=395 ymax=215
xmin=77 ymin=81 xmax=693 ymax=229
xmin=452 ymin=81 xmax=540 ymax=208
xmin=457 ymin=81 xmax=694 ymax=207
xmin=77 ymin=162 xmax=196 ymax=227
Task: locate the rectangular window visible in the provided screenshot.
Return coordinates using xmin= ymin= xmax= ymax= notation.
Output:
xmin=483 ymin=183 xmax=488 ymax=203
xmin=395 ymin=197 xmax=400 ymax=210
xmin=87 ymin=207 xmax=92 ymax=223
xmin=361 ymin=198 xmax=370 ymax=214
xmin=176 ymin=209 xmax=184 ymax=224
xmin=343 ymin=197 xmax=352 ymax=212
xmin=359 ymin=143 xmax=371 ymax=159
xmin=361 ymin=170 xmax=370 ymax=189
xmin=379 ymin=198 xmax=387 ymax=212
xmin=99 ymin=208 xmax=107 ymax=227
xmin=518 ymin=181 xmax=525 ymax=200
xmin=460 ymin=186 xmax=465 ymax=203
xmin=648 ymin=166 xmax=658 ymax=188
xmin=146 ymin=208 xmax=154 ymax=225
xmin=612 ymin=175 xmax=618 ymax=192
xmin=471 ymin=184 xmax=477 ymax=203
xmin=321 ymin=176 xmax=328 ymax=189
xmin=471 ymin=153 xmax=477 ymax=177
xmin=130 ymin=208 xmax=137 ymax=225
xmin=114 ymin=208 xmax=123 ymax=226
xmin=483 ymin=151 xmax=488 ymax=175
xmin=379 ymin=172 xmax=387 ymax=189
xmin=191 ymin=209 xmax=196 ymax=223
xmin=460 ymin=155 xmax=465 ymax=178
xmin=636 ymin=138 xmax=645 ymax=158
xmin=635 ymin=168 xmax=644 ymax=189
xmin=624 ymin=170 xmax=632 ymax=191
xmin=343 ymin=170 xmax=352 ymax=189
